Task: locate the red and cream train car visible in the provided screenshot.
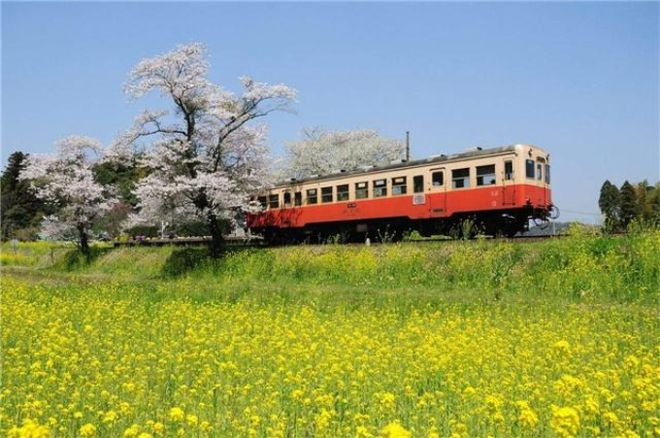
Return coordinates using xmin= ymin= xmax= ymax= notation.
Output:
xmin=247 ymin=144 xmax=553 ymax=242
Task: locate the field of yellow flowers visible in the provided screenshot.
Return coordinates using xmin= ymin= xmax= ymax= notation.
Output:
xmin=1 ymin=231 xmax=658 ymax=437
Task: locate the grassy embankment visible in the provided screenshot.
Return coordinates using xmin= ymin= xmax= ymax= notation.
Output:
xmin=1 ymin=231 xmax=658 ymax=437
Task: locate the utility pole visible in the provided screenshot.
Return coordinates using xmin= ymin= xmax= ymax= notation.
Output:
xmin=405 ymin=131 xmax=410 ymax=161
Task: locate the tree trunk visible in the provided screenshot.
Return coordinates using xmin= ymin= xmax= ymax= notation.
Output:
xmin=78 ymin=225 xmax=91 ymax=262
xmin=207 ymin=213 xmax=225 ymax=258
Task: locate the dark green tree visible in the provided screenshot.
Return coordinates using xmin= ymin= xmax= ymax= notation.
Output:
xmin=598 ymin=180 xmax=621 ymax=232
xmin=0 ymin=151 xmax=49 ymax=239
xmin=91 ymin=155 xmax=145 ymax=238
xmin=93 ymin=156 xmax=144 ymax=206
xmin=635 ymin=180 xmax=655 ymax=222
xmin=619 ymin=181 xmax=639 ymax=229
xmin=648 ymin=183 xmax=660 ymax=225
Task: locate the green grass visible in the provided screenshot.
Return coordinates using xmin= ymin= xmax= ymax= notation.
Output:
xmin=3 ymin=230 xmax=658 ymax=305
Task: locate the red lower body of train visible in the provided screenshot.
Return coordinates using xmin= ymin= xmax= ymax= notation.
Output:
xmin=247 ymin=184 xmax=553 ymax=242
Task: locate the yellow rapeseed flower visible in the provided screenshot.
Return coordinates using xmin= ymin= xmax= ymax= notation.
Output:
xmin=123 ymin=424 xmax=140 ymax=437
xmin=152 ymin=422 xmax=164 ymax=435
xmin=102 ymin=410 xmax=119 ymax=424
xmin=551 ymin=406 xmax=580 ymax=437
xmin=8 ymin=419 xmax=50 ymax=438
xmin=169 ymin=407 xmax=185 ymax=422
xmin=553 ymin=340 xmax=570 ymax=354
xmin=380 ymin=392 xmax=396 ymax=411
xmin=380 ymin=421 xmax=411 ymax=438
xmin=79 ymin=423 xmax=96 ymax=437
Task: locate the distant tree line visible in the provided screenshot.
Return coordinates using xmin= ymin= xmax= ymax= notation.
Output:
xmin=598 ymin=180 xmax=660 ymax=232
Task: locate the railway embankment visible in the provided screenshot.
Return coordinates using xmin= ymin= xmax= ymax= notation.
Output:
xmin=2 ymin=229 xmax=657 ymax=304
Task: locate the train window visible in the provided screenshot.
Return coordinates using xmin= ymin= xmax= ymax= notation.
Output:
xmin=337 ymin=184 xmax=349 ymax=201
xmin=355 ymin=182 xmax=369 ymax=199
xmin=526 ymin=159 xmax=535 ymax=179
xmin=452 ymin=168 xmax=470 ymax=189
xmin=536 ymin=163 xmax=543 ymax=181
xmin=283 ymin=192 xmax=292 ymax=206
xmin=476 ymin=164 xmax=496 ymax=186
xmin=321 ymin=187 xmax=333 ymax=203
xmin=392 ymin=176 xmax=407 ymax=195
xmin=545 ymin=164 xmax=551 ymax=184
xmin=306 ymin=188 xmax=318 ymax=205
xmin=373 ymin=179 xmax=387 ymax=197
xmin=432 ymin=171 xmax=444 ymax=187
xmin=268 ymin=194 xmax=279 ymax=209
xmin=294 ymin=192 xmax=302 ymax=206
xmin=413 ymin=175 xmax=424 ymax=193
xmin=504 ymin=160 xmax=513 ymax=180
xmin=257 ymin=196 xmax=267 ymax=209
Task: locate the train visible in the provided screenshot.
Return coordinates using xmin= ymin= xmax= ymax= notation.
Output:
xmin=247 ymin=144 xmax=555 ymax=243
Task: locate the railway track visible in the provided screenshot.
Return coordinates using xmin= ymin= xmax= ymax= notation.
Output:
xmin=112 ymin=233 xmax=566 ymax=248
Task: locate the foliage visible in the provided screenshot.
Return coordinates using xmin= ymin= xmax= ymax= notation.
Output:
xmin=599 ymin=179 xmax=659 ymax=232
xmin=619 ymin=181 xmax=640 ymax=229
xmin=598 ymin=180 xmax=620 ymax=233
xmin=279 ymin=128 xmax=404 ymax=180
xmin=19 ymin=136 xmax=118 ymax=258
xmin=0 ymin=151 xmax=51 ymax=240
xmin=2 ymin=232 xmax=658 ymax=437
xmin=116 ymin=42 xmax=296 ymax=256
xmin=637 ymin=181 xmax=660 ymax=225
xmin=162 ymin=247 xmax=212 ymax=276
xmin=92 ymin=155 xmax=144 ymax=206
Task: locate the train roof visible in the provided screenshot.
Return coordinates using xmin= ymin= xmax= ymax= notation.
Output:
xmin=272 ymin=143 xmax=543 ymax=188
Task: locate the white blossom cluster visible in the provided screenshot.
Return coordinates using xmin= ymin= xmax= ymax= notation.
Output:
xmin=117 ymin=43 xmax=296 ymax=233
xmin=20 ymin=136 xmax=117 ymax=242
xmin=280 ymin=128 xmax=405 ymax=180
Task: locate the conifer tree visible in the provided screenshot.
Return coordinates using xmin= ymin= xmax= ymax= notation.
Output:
xmin=0 ymin=151 xmax=48 ymax=239
xmin=598 ymin=180 xmax=621 ymax=232
xmin=619 ymin=181 xmax=639 ymax=229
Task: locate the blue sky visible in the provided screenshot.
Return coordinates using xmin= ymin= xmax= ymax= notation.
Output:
xmin=2 ymin=2 xmax=658 ymax=223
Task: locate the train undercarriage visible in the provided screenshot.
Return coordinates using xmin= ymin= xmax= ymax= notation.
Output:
xmin=257 ymin=206 xmax=554 ymax=245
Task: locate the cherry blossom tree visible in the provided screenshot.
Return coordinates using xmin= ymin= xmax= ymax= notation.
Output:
xmin=20 ymin=136 xmax=118 ymax=259
xmin=116 ymin=43 xmax=296 ymax=256
xmin=280 ymin=128 xmax=405 ymax=180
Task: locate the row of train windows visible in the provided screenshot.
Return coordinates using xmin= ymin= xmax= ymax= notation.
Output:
xmin=260 ymin=176 xmax=425 ymax=208
xmin=259 ymin=160 xmax=546 ymax=208
xmin=525 ymin=159 xmax=551 ymax=184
